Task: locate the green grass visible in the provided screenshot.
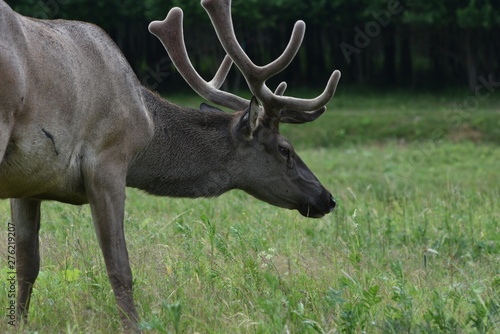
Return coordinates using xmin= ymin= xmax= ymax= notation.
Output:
xmin=1 ymin=91 xmax=499 ymax=333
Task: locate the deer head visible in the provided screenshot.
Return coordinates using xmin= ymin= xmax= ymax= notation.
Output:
xmin=149 ymin=0 xmax=341 ymax=217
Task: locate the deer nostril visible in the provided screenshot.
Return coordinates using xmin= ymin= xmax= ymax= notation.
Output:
xmin=329 ymin=195 xmax=336 ymax=212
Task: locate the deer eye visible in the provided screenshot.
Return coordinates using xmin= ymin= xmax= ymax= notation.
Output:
xmin=278 ymin=146 xmax=290 ymax=158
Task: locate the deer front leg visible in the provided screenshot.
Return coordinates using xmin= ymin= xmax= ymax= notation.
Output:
xmin=11 ymin=198 xmax=41 ymax=324
xmin=84 ymin=164 xmax=140 ymax=333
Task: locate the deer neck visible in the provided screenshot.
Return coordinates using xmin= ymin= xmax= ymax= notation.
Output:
xmin=127 ymin=88 xmax=240 ymax=198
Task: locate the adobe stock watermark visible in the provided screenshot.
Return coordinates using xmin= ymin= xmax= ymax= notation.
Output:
xmin=340 ymin=0 xmax=406 ymax=64
xmin=6 ymin=222 xmax=16 ymax=327
xmin=443 ymin=74 xmax=500 ymax=126
xmin=31 ymin=0 xmax=70 ymax=19
xmin=141 ymin=57 xmax=172 ymax=91
xmin=389 ymin=74 xmax=500 ymax=181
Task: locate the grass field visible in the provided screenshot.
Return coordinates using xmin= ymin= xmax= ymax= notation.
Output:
xmin=1 ymin=90 xmax=499 ymax=333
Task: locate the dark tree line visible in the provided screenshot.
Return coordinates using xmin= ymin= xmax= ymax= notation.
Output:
xmin=8 ymin=0 xmax=500 ymax=92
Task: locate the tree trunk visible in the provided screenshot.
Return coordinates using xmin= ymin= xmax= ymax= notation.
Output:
xmin=399 ymin=24 xmax=413 ymax=85
xmin=465 ymin=30 xmax=478 ymax=91
xmin=383 ymin=25 xmax=396 ymax=84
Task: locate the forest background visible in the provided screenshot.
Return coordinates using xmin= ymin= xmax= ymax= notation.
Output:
xmin=8 ymin=0 xmax=500 ymax=93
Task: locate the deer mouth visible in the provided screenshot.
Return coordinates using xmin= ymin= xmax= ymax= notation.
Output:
xmin=298 ymin=195 xmax=336 ymax=218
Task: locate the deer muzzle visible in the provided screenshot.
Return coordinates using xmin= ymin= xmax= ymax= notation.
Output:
xmin=298 ymin=191 xmax=336 ymax=218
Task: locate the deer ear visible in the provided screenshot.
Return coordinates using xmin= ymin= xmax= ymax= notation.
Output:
xmin=237 ymin=97 xmax=261 ymax=139
xmin=280 ymin=107 xmax=326 ymax=124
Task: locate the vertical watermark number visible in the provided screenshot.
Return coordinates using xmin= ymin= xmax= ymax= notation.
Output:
xmin=6 ymin=222 xmax=16 ymax=326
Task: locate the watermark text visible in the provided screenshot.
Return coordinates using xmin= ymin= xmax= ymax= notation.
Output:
xmin=340 ymin=0 xmax=405 ymax=64
xmin=6 ymin=222 xmax=16 ymax=327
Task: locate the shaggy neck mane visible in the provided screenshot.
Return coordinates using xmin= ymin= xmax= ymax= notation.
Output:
xmin=126 ymin=88 xmax=241 ymax=198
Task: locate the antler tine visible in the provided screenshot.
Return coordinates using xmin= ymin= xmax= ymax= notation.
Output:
xmin=265 ymin=20 xmax=306 ymax=80
xmin=201 ymin=0 xmax=341 ymax=116
xmin=272 ymin=70 xmax=341 ymax=112
xmin=149 ymin=7 xmax=249 ymax=111
xmin=210 ymin=55 xmax=233 ymax=89
xmin=275 ymin=82 xmax=288 ymax=96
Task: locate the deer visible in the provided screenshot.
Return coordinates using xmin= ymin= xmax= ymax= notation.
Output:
xmin=0 ymin=0 xmax=341 ymax=331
